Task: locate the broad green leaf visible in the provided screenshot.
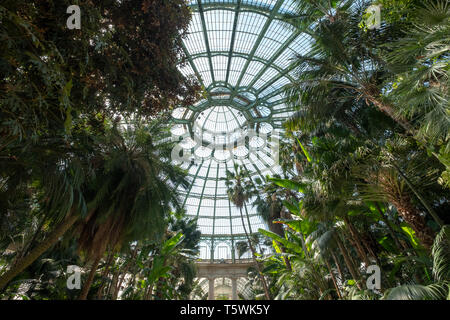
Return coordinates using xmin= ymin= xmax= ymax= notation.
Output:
xmin=275 ymin=219 xmax=302 ymax=233
xmin=295 ymin=137 xmax=312 ymax=162
xmin=262 ymin=263 xmax=279 ymax=274
xmin=401 ymin=224 xmax=420 ymax=248
xmin=259 ymin=228 xmax=303 ymax=254
xmin=268 ymin=177 xmax=306 ymax=193
xmin=162 ymin=232 xmax=184 ymax=255
xmin=273 ymin=240 xmax=282 ymax=254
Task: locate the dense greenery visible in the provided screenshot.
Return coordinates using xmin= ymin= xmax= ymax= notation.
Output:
xmin=252 ymin=0 xmax=450 ymax=300
xmin=0 ymin=0 xmax=448 ymax=300
xmin=0 ymin=0 xmax=201 ymax=300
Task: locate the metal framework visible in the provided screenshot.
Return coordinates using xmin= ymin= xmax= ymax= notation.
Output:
xmin=171 ymin=0 xmax=311 ymax=260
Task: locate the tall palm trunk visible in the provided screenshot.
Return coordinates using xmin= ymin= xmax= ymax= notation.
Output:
xmin=330 ymin=251 xmax=345 ymax=283
xmin=324 ymin=258 xmax=342 ymax=299
xmin=239 ymin=207 xmax=271 ymax=300
xmin=364 ymin=90 xmax=413 ymax=133
xmin=334 ymin=234 xmax=362 ymax=290
xmin=0 ymin=212 xmax=79 ymax=291
xmin=107 ymin=269 xmax=120 ymax=298
xmin=390 ymin=194 xmax=435 ymax=249
xmin=12 ymin=217 xmax=47 ymax=268
xmin=113 ymin=248 xmax=138 ymax=300
xmin=360 ymin=230 xmax=380 ymax=265
xmin=370 ymin=172 xmax=435 ymax=249
xmin=391 ymin=163 xmax=444 ymax=228
xmin=144 ymin=283 xmax=153 ymax=300
xmin=79 ymin=256 xmax=101 ymax=300
xmin=96 ymin=251 xmax=115 ymax=299
xmin=343 ymin=217 xmax=370 ymax=266
xmin=365 ymin=87 xmax=445 ymax=168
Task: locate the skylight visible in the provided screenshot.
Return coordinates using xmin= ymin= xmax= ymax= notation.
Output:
xmin=172 ymin=0 xmax=312 ymax=260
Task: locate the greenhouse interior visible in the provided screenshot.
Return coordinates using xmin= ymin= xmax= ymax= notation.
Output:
xmin=0 ymin=0 xmax=449 ymax=301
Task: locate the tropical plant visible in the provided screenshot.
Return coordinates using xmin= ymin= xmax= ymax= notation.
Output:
xmin=0 ymin=119 xmax=189 ymax=292
xmin=383 ymin=225 xmax=450 ymax=299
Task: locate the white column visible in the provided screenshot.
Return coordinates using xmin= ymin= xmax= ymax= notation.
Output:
xmin=231 ymin=277 xmax=238 ymax=300
xmin=208 ymin=277 xmax=215 ymax=300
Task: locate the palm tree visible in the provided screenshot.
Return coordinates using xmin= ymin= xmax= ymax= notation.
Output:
xmin=382 ymin=0 xmax=450 ymax=186
xmin=356 ymin=165 xmax=435 ymax=249
xmin=76 ymin=119 xmax=190 ymax=299
xmin=350 ymin=136 xmax=448 ymax=249
xmin=0 ymin=135 xmax=89 ymax=291
xmin=0 ymin=120 xmax=188 ymax=292
xmin=383 ymin=0 xmax=450 ymax=153
xmin=224 ymin=164 xmax=271 ymax=299
xmin=285 ymin=1 xmax=413 ymax=133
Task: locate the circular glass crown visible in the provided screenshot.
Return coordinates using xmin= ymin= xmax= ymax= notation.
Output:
xmin=171 ymin=0 xmax=312 ymax=260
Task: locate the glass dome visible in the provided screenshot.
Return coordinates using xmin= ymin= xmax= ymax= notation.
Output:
xmin=172 ymin=0 xmax=312 ymax=260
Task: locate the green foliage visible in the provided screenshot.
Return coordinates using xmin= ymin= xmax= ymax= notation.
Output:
xmin=260 ymin=0 xmax=449 ymax=300
xmin=267 ymin=177 xmax=307 ymax=193
xmin=384 ymin=225 xmax=450 ymax=299
xmin=432 ymin=225 xmax=450 ymax=282
xmin=383 ymin=0 xmax=450 ymax=153
xmin=0 ymin=0 xmax=202 ymax=299
xmin=0 ymin=0 xmax=200 ymax=142
xmin=1 ymin=0 xmax=449 ymax=302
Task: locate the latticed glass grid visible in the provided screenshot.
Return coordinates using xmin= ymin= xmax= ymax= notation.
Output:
xmin=172 ymin=0 xmax=312 ymax=260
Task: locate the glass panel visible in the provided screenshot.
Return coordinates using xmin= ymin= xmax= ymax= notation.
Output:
xmin=172 ymin=0 xmax=312 ymax=252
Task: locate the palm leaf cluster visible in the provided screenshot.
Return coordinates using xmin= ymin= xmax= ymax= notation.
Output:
xmin=254 ymin=0 xmax=450 ymax=300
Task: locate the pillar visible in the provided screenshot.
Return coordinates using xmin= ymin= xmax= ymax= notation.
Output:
xmin=208 ymin=277 xmax=215 ymax=300
xmin=231 ymin=277 xmax=238 ymax=300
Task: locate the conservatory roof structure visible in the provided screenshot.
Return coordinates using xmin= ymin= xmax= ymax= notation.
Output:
xmin=171 ymin=0 xmax=312 ymax=261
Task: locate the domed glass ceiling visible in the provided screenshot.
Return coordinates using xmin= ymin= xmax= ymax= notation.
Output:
xmin=171 ymin=0 xmax=312 ymax=260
